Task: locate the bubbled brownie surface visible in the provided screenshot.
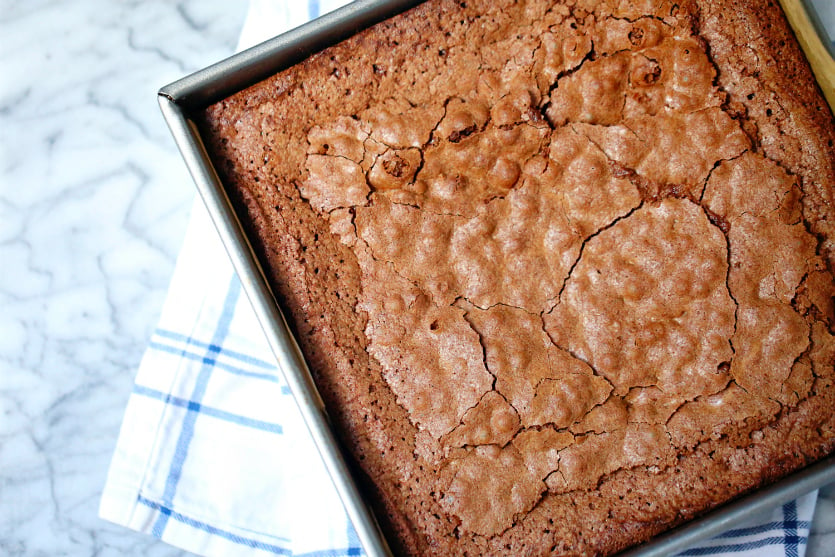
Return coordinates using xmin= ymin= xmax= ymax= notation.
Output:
xmin=200 ymin=0 xmax=835 ymax=554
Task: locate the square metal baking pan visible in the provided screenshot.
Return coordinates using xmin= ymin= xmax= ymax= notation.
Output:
xmin=158 ymin=1 xmax=835 ymax=555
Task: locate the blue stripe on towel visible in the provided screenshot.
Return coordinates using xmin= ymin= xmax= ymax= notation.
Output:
xmin=676 ymin=536 xmax=808 ymax=556
xmin=151 ymin=277 xmax=241 ymax=538
xmin=783 ymin=500 xmax=799 ymax=557
xmin=154 ymin=328 xmax=277 ymax=370
xmin=148 ymin=340 xmax=279 ymax=383
xmin=714 ymin=521 xmax=812 ymax=539
xmin=139 ymin=496 xmax=366 ymax=557
xmin=138 ymin=496 xmax=292 ymax=553
xmin=133 ymin=385 xmax=283 ymax=434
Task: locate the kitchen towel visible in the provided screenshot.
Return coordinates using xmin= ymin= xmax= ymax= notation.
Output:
xmin=100 ymin=1 xmax=823 ymax=556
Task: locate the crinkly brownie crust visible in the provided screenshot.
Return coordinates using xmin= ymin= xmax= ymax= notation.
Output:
xmin=200 ymin=1 xmax=835 ymax=554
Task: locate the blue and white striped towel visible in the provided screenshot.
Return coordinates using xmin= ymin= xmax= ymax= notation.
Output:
xmin=100 ymin=1 xmax=821 ymax=556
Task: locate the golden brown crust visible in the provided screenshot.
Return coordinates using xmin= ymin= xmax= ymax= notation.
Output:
xmin=199 ymin=0 xmax=835 ymax=555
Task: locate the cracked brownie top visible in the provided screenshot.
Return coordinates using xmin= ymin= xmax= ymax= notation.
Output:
xmin=201 ymin=0 xmax=835 ymax=554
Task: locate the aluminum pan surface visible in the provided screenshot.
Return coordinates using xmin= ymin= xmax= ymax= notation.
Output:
xmin=157 ymin=1 xmax=835 ymax=555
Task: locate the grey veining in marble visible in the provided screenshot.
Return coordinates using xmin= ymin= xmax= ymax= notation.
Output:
xmin=1 ymin=0 xmax=834 ymax=556
xmin=0 ymin=1 xmax=246 ymax=555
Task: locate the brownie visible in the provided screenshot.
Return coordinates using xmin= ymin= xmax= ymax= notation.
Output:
xmin=199 ymin=0 xmax=835 ymax=554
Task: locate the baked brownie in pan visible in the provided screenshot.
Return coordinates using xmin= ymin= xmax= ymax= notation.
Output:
xmin=198 ymin=0 xmax=835 ymax=554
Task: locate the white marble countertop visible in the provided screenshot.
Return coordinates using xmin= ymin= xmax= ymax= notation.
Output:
xmin=1 ymin=1 xmax=246 ymax=554
xmin=1 ymin=1 xmax=833 ymax=556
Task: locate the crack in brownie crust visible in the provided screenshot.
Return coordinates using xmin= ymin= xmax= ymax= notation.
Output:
xmin=200 ymin=0 xmax=835 ymax=554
